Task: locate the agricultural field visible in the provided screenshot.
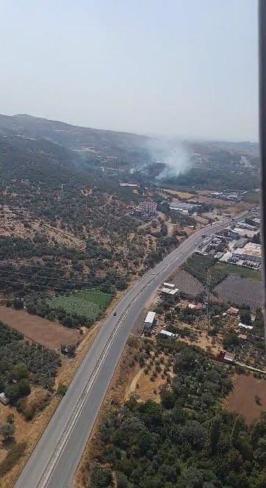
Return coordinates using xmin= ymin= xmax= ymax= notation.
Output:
xmin=183 ymin=253 xmax=262 ymax=296
xmin=170 ymin=269 xmax=204 ymax=297
xmin=214 ymin=275 xmax=263 ymax=310
xmin=183 ymin=254 xmax=226 ymax=289
xmin=47 ymin=288 xmax=112 ymax=323
xmin=213 ymin=261 xmax=261 ymax=282
xmin=0 ymin=306 xmax=80 ymax=350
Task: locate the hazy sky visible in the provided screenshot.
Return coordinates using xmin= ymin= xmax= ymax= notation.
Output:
xmin=0 ymin=0 xmax=258 ymax=141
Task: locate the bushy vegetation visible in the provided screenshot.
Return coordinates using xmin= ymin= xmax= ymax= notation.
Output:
xmin=0 ymin=442 xmax=27 ymax=477
xmin=90 ymin=346 xmax=265 ymax=488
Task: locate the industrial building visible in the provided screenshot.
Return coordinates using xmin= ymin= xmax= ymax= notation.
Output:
xmin=233 ymin=242 xmax=262 ymax=263
xmin=169 ymin=200 xmax=201 ymax=215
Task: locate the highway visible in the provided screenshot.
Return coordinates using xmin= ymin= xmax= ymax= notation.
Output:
xmin=15 ymin=219 xmax=230 ymax=488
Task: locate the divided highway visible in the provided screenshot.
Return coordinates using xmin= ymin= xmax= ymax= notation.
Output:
xmin=15 ymin=220 xmax=230 ymax=488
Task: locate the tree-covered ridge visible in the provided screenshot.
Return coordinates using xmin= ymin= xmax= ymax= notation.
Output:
xmin=90 ymin=345 xmax=266 ymax=488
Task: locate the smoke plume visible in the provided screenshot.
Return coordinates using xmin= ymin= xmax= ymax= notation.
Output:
xmin=147 ymin=137 xmax=192 ymax=180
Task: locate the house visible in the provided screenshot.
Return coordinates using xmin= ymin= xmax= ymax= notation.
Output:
xmin=187 ymin=303 xmax=204 ymax=311
xmin=218 ymin=351 xmax=235 ymax=363
xmin=224 ymin=351 xmax=235 ymax=362
xmin=238 ymin=322 xmax=253 ymax=330
xmin=227 ymin=306 xmax=239 ymax=316
xmin=144 ymin=311 xmax=156 ymax=332
xmin=159 ymin=329 xmax=177 ymax=338
xmin=0 ymin=392 xmax=9 ymax=405
xmin=161 ymin=287 xmax=179 ymax=297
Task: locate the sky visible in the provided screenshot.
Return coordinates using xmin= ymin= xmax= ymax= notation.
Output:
xmin=0 ymin=0 xmax=258 ymax=141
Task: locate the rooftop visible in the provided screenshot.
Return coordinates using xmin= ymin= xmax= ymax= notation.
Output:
xmin=235 ymin=242 xmax=261 ymax=258
xmin=145 ymin=311 xmax=156 ymax=324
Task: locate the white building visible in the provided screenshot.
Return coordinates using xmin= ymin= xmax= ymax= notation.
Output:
xmin=161 ymin=287 xmax=179 ymax=296
xmin=144 ymin=311 xmax=156 ymax=331
xmin=159 ymin=330 xmax=177 ymax=338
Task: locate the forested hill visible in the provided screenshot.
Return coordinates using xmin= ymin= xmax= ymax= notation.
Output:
xmin=0 ymin=114 xmax=151 ymax=167
xmin=0 ymin=113 xmax=260 ymax=191
xmin=0 ymin=133 xmax=83 ymax=185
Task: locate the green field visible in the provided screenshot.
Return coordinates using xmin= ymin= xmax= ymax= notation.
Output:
xmin=48 ymin=289 xmax=112 ymax=321
xmin=184 ymin=253 xmax=261 ymax=290
xmin=213 ymin=262 xmax=261 ymax=282
xmin=184 ymin=254 xmax=225 ymax=289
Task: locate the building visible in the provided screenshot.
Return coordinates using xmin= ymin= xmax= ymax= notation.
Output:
xmin=218 ymin=351 xmax=235 ymax=363
xmin=159 ymin=329 xmax=177 ymax=338
xmin=227 ymin=306 xmax=239 ymax=316
xmin=161 ymin=287 xmax=179 ymax=296
xmin=238 ymin=322 xmax=253 ymax=330
xmin=136 ymin=200 xmax=157 ymax=218
xmin=144 ymin=311 xmax=156 ymax=331
xmin=120 ymin=183 xmax=139 ymax=188
xmin=233 ymin=242 xmax=262 ymax=263
xmin=187 ymin=303 xmax=204 ymax=311
xmin=0 ymin=392 xmax=9 ymax=405
xmin=169 ymin=200 xmax=200 ymax=215
xmin=163 ymin=282 xmax=175 ymax=288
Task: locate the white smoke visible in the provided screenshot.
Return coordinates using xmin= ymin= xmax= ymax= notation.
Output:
xmin=147 ymin=137 xmax=192 ymax=180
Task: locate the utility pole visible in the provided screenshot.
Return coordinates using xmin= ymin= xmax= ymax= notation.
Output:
xmin=259 ymin=0 xmax=266 ymax=348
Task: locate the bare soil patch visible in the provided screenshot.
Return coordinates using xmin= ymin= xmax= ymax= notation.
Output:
xmin=125 ymin=368 xmax=166 ymax=403
xmin=214 ymin=275 xmax=263 ymax=310
xmin=170 ymin=269 xmax=204 ymax=297
xmin=0 ymin=306 xmax=80 ymax=350
xmin=224 ymin=374 xmax=266 ymax=425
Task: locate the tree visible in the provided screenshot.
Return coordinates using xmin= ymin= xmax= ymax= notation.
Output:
xmin=223 ymin=332 xmax=240 ymax=349
xmin=116 ymin=472 xmax=131 ymax=488
xmin=90 ymin=465 xmax=112 ymax=488
xmin=12 ymin=363 xmax=28 ymax=380
xmin=18 ymin=379 xmax=31 ymax=397
xmin=240 ymin=309 xmax=252 ymax=326
xmin=1 ymin=422 xmax=15 ymax=442
xmin=209 ymin=416 xmax=221 ymax=454
xmin=57 ymin=383 xmax=68 ymax=396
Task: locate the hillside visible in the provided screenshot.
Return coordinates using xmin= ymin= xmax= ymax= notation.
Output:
xmin=0 ymin=133 xmax=82 ymax=185
xmin=0 ymin=114 xmax=151 ymax=169
xmin=0 ymin=114 xmax=260 ymax=191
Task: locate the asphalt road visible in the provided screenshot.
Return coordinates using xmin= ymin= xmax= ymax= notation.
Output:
xmin=15 ymin=219 xmax=230 ymax=488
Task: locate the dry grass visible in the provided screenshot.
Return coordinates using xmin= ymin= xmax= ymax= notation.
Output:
xmin=0 ymin=306 xmax=80 ymax=350
xmin=224 ymin=374 xmax=266 ymax=425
